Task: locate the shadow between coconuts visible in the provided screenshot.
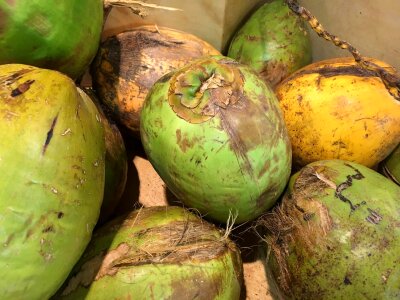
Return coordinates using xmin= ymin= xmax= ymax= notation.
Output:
xmin=108 ymin=136 xmax=141 ymax=220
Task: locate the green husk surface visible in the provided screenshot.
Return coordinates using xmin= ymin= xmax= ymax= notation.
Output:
xmin=140 ymin=56 xmax=292 ymax=223
xmin=0 ymin=64 xmax=105 ymax=299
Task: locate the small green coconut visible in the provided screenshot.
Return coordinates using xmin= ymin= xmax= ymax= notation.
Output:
xmin=140 ymin=56 xmax=292 ymax=224
xmin=258 ymin=160 xmax=400 ymax=299
xmin=382 ymin=144 xmax=400 ymax=185
xmin=227 ymin=0 xmax=312 ymax=88
xmin=0 ymin=64 xmax=105 ymax=299
xmin=55 ymin=206 xmax=243 ymax=300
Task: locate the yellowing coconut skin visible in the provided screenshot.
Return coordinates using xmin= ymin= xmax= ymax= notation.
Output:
xmin=276 ymin=57 xmax=400 ymax=168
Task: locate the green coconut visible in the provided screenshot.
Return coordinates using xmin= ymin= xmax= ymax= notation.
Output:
xmin=382 ymin=144 xmax=400 ymax=185
xmin=55 ymin=206 xmax=243 ymax=300
xmin=0 ymin=64 xmax=105 ymax=299
xmin=227 ymin=0 xmax=312 ymax=88
xmin=259 ymin=160 xmax=400 ymax=299
xmin=0 ymin=0 xmax=103 ymax=79
xmin=140 ymin=55 xmax=292 ymax=224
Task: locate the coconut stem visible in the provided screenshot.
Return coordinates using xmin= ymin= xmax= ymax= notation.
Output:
xmin=285 ymin=0 xmax=400 ymax=101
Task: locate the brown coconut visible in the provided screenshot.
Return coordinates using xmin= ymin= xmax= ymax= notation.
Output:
xmin=91 ymin=25 xmax=220 ymax=135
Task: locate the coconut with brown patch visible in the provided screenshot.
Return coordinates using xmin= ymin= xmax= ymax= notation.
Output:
xmin=55 ymin=206 xmax=243 ymax=299
xmin=140 ymin=56 xmax=292 ymax=224
xmin=227 ymin=0 xmax=312 ymax=89
xmin=257 ymin=159 xmax=400 ymax=299
xmin=91 ymin=25 xmax=220 ymax=134
xmin=0 ymin=64 xmax=105 ymax=299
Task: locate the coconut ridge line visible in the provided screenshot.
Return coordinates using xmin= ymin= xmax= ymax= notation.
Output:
xmin=285 ymin=0 xmax=400 ymax=101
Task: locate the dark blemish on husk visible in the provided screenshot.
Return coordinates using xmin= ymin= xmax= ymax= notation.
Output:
xmin=4 ymin=234 xmax=14 ymax=247
xmin=57 ymin=212 xmax=64 ymax=219
xmin=334 ymin=164 xmax=366 ymax=212
xmin=382 ymin=269 xmax=392 ymax=284
xmin=245 ymin=35 xmax=261 ymax=41
xmin=259 ymin=60 xmax=288 ymax=88
xmin=175 ymin=129 xmax=203 ymax=153
xmin=294 ymin=203 xmax=305 ymax=213
xmin=75 ymin=103 xmax=81 ymax=119
xmin=296 ymin=65 xmax=381 ymax=79
xmin=219 ymin=107 xmax=253 ymax=176
xmin=3 ymin=69 xmax=33 ymax=85
xmin=344 ymin=276 xmax=352 ymax=285
xmin=157 ymin=72 xmax=173 ymax=83
xmin=303 ymin=212 xmax=315 ymax=221
xmin=366 ymin=208 xmax=383 ymax=225
xmin=10 ymin=80 xmax=35 ymax=97
xmin=170 ymin=270 xmax=225 ymax=300
xmin=297 ymin=95 xmax=303 ymax=103
xmin=258 ymin=160 xmax=271 ymax=178
xmin=42 ymin=114 xmax=59 ymax=155
xmin=42 ymin=225 xmax=54 ymax=233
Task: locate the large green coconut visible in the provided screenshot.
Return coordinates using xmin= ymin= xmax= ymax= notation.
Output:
xmin=227 ymin=0 xmax=312 ymax=88
xmin=55 ymin=206 xmax=243 ymax=300
xmin=0 ymin=0 xmax=103 ymax=79
xmin=140 ymin=56 xmax=292 ymax=224
xmin=0 ymin=64 xmax=105 ymax=299
xmin=382 ymin=144 xmax=400 ymax=185
xmin=259 ymin=160 xmax=400 ymax=299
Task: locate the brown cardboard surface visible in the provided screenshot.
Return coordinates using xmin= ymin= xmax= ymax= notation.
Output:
xmin=298 ymin=0 xmax=400 ymax=70
xmin=103 ymin=0 xmax=264 ymax=51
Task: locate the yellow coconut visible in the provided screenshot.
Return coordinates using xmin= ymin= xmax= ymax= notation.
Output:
xmin=275 ymin=57 xmax=400 ymax=168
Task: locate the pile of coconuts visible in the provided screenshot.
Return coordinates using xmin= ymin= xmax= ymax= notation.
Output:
xmin=0 ymin=0 xmax=399 ymax=299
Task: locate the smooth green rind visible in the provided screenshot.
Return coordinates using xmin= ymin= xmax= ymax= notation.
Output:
xmin=140 ymin=56 xmax=292 ymax=223
xmin=0 ymin=64 xmax=105 ymax=300
xmin=227 ymin=0 xmax=312 ymax=87
xmin=383 ymin=144 xmax=400 ymax=185
xmin=55 ymin=206 xmax=243 ymax=300
xmin=265 ymin=160 xmax=400 ymax=299
xmin=0 ymin=0 xmax=103 ymax=79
